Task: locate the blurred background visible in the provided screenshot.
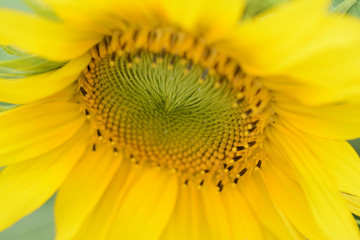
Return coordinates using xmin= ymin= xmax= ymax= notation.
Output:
xmin=0 ymin=0 xmax=360 ymax=239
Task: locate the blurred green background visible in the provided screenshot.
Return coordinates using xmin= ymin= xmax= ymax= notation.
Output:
xmin=0 ymin=0 xmax=360 ymax=239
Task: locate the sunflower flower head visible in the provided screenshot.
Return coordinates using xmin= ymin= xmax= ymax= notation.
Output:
xmin=1 ymin=0 xmax=360 ymax=240
xmin=79 ymin=28 xmax=272 ymax=186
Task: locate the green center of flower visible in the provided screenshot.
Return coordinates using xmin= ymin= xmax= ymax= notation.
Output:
xmin=80 ymin=29 xmax=270 ymax=188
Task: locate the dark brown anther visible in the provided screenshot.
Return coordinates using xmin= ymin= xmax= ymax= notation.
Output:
xmin=147 ymin=31 xmax=156 ymax=45
xmin=256 ymin=160 xmax=262 ymax=168
xmin=136 ymin=50 xmax=141 ymax=59
xmin=240 ymin=86 xmax=246 ymax=92
xmin=255 ymin=88 xmax=261 ymax=95
xmin=121 ymin=42 xmax=127 ymax=50
xmin=184 ymin=179 xmax=189 ymax=185
xmin=227 ymin=166 xmax=234 ymax=172
xmin=113 ymin=147 xmax=118 ymax=153
xmin=85 ymin=109 xmax=90 ymax=116
xmin=147 ymin=31 xmax=153 ymax=44
xmin=217 ymin=180 xmax=223 ymax=188
xmin=218 ymin=184 xmax=224 ymax=192
xmin=239 ymin=168 xmax=247 ymax=176
xmin=248 ymin=141 xmax=256 ymax=147
xmin=202 ymin=47 xmax=212 ymax=60
xmin=233 ymin=156 xmax=242 ymax=162
xmin=126 ymin=53 xmax=132 ymax=63
xmin=252 ymin=119 xmax=260 ymax=125
xmin=170 ymin=55 xmax=176 ymax=66
xmin=160 ymin=48 xmax=165 ymax=59
xmin=132 ymin=29 xmax=139 ymax=42
xmin=233 ymin=65 xmax=241 ymax=77
xmin=170 ymin=33 xmax=178 ymax=47
xmin=224 ymin=57 xmax=231 ymax=66
xmin=237 ymin=97 xmax=245 ymax=104
xmin=223 ymin=163 xmax=227 ymax=169
xmin=248 ymin=126 xmax=256 ymax=133
xmin=204 ymin=169 xmax=210 ymax=173
xmin=245 ymin=109 xmax=253 ymax=115
xmin=256 ymin=100 xmax=262 ymax=107
xmin=236 ymin=146 xmax=245 ymax=151
xmin=92 ymin=143 xmax=96 ymax=151
xmin=97 ymin=129 xmax=102 ymax=137
xmin=233 ymin=178 xmax=239 ymax=184
xmin=201 ymin=68 xmax=209 ymax=79
xmin=200 ymin=179 xmax=205 ymax=186
xmin=80 ymin=87 xmax=88 ymax=96
xmin=186 ymin=61 xmax=193 ymax=71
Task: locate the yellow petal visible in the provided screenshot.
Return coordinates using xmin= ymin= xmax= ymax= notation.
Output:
xmin=343 ymin=193 xmax=360 ymax=217
xmin=275 ymin=122 xmax=360 ymax=198
xmin=239 ymin=173 xmax=303 ymax=239
xmin=0 ymin=54 xmax=90 ymax=104
xmin=220 ymin=0 xmax=328 ymax=72
xmin=106 ymin=167 xmax=178 ymax=240
xmin=44 ymin=0 xmax=244 ymax=43
xmin=221 ymin=0 xmax=360 ymax=105
xmin=194 ymin=0 xmax=244 ymax=42
xmin=162 ymin=180 xmax=262 ymax=240
xmin=261 ymin=160 xmax=325 ymax=239
xmin=265 ymin=124 xmax=360 ymax=240
xmin=70 ymin=160 xmax=138 ymax=240
xmin=0 ymin=101 xmax=85 ymax=166
xmin=272 ymin=94 xmax=360 ymax=139
xmin=0 ymin=123 xmax=89 ymax=231
xmin=160 ymin=183 xmax=210 ymax=240
xmin=42 ymin=0 xmax=122 ymax=34
xmin=220 ymin=184 xmax=262 ymax=240
xmin=263 ymin=75 xmax=360 ymax=106
xmin=197 ymin=183 xmax=232 ymax=240
xmin=159 ymin=0 xmax=244 ymax=42
xmin=55 ymin=146 xmax=122 ymax=240
xmin=0 ymin=9 xmax=102 ymax=61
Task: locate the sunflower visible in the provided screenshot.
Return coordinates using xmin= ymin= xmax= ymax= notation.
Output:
xmin=1 ymin=0 xmax=360 ymax=239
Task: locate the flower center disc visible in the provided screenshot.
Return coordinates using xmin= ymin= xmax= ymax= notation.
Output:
xmin=80 ymin=30 xmax=270 ymax=186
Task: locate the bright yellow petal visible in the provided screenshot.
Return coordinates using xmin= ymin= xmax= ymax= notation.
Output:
xmin=343 ymin=193 xmax=360 ymax=217
xmin=196 ymin=183 xmax=232 ymax=240
xmin=0 ymin=9 xmax=102 ymax=61
xmin=55 ymin=146 xmax=122 ymax=240
xmin=0 ymin=101 xmax=85 ymax=166
xmin=220 ymin=0 xmax=328 ymax=72
xmin=275 ymin=122 xmax=360 ymax=198
xmin=220 ymin=0 xmax=360 ymax=105
xmin=265 ymin=124 xmax=360 ymax=240
xmin=42 ymin=0 xmax=122 ymax=34
xmin=0 ymin=54 xmax=90 ymax=104
xmin=220 ymin=184 xmax=262 ymax=240
xmin=44 ymin=0 xmax=244 ymax=43
xmin=162 ymin=180 xmax=262 ymax=240
xmin=159 ymin=0 xmax=244 ymax=42
xmin=272 ymin=94 xmax=360 ymax=139
xmin=239 ymin=173 xmax=303 ymax=239
xmin=160 ymin=184 xmax=209 ymax=240
xmin=106 ymin=167 xmax=178 ymax=240
xmin=71 ymin=162 xmax=178 ymax=240
xmin=261 ymin=161 xmax=325 ymax=239
xmin=70 ymin=160 xmax=138 ymax=240
xmin=262 ymin=75 xmax=360 ymax=106
xmin=0 ymin=123 xmax=89 ymax=231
